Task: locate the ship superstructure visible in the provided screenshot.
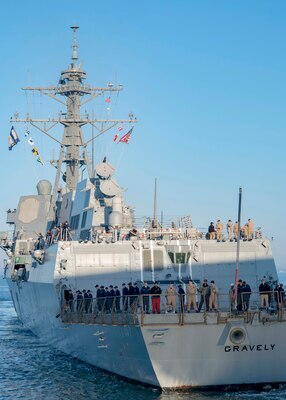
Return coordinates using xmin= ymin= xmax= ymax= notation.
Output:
xmin=1 ymin=27 xmax=286 ymax=390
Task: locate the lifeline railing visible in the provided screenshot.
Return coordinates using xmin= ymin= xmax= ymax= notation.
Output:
xmin=60 ymin=291 xmax=286 ymax=326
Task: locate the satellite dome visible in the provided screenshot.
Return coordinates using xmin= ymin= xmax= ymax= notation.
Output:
xmin=95 ymin=161 xmax=115 ymax=178
xmin=100 ymin=179 xmax=121 ymax=197
xmin=37 ymin=180 xmax=52 ymax=195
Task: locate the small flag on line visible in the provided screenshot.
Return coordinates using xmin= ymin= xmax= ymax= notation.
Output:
xmin=105 ymin=97 xmax=111 ymax=103
xmin=118 ymin=127 xmax=133 ymax=144
xmin=32 ymin=147 xmax=39 ymax=156
xmin=28 ymin=138 xmax=35 ymax=146
xmin=37 ymin=156 xmax=44 ymax=165
xmin=8 ymin=126 xmax=20 ymax=150
xmin=118 ymin=126 xmax=123 ymax=131
xmin=25 ymin=127 xmax=30 ymax=137
xmin=113 ymin=134 xmax=118 ymax=142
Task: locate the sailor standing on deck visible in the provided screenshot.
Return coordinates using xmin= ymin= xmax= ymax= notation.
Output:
xmin=128 ymin=282 xmax=135 ymax=310
xmin=150 ymin=282 xmax=162 ymax=314
xmin=237 ymin=280 xmax=244 ymax=311
xmin=83 ymin=290 xmax=90 ymax=313
xmin=114 ymin=286 xmax=121 ymax=312
xmin=178 ymin=285 xmax=185 ymax=313
xmin=233 ymin=221 xmax=238 ymax=241
xmin=122 ymin=283 xmax=129 ymax=311
xmin=141 ymin=281 xmax=150 ymax=313
xmin=226 ymin=220 xmax=233 ymax=241
xmin=134 ymin=282 xmax=140 ymax=310
xmin=186 ymin=280 xmax=197 ymax=312
xmin=109 ymin=285 xmax=115 ymax=311
xmin=197 ymin=280 xmax=210 ymax=312
xmin=94 ymin=285 xmax=100 ymax=312
xmin=216 ymin=220 xmax=223 ymax=241
xmin=36 ymin=233 xmax=45 ymax=250
xmin=241 ymin=224 xmax=248 ymax=240
xmin=208 ymin=222 xmax=216 ymax=240
xmin=76 ymin=290 xmax=83 ymax=313
xmin=97 ymin=286 xmax=105 ymax=312
xmin=104 ymin=287 xmax=110 ymax=312
xmin=274 ymin=283 xmax=285 ymax=310
xmin=242 ymin=281 xmax=251 ymax=311
xmin=165 ymin=282 xmax=177 ymax=313
xmin=86 ymin=290 xmax=93 ymax=313
xmin=259 ymin=279 xmax=271 ymax=309
xmin=209 ymin=280 xmax=219 ymax=311
xmin=246 ymin=218 xmax=254 ymax=240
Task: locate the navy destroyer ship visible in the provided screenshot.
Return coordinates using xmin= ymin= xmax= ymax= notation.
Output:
xmin=1 ymin=27 xmax=285 ymax=390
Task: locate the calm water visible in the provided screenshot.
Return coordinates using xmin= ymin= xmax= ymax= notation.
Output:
xmin=1 ymin=281 xmax=286 ymax=400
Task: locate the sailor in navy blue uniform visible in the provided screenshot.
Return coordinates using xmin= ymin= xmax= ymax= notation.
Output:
xmin=104 ymin=287 xmax=110 ymax=312
xmin=109 ymin=285 xmax=115 ymax=311
xmin=237 ymin=280 xmax=244 ymax=311
xmin=128 ymin=282 xmax=135 ymax=310
xmin=86 ymin=290 xmax=93 ymax=313
xmin=134 ymin=282 xmax=140 ymax=309
xmin=141 ymin=282 xmax=150 ymax=313
xmin=178 ymin=285 xmax=185 ymax=313
xmin=76 ymin=290 xmax=83 ymax=313
xmin=122 ymin=283 xmax=129 ymax=311
xmin=83 ymin=289 xmax=89 ymax=313
xmin=242 ymin=281 xmax=251 ymax=311
xmin=97 ymin=286 xmax=105 ymax=312
xmin=114 ymin=286 xmax=121 ymax=312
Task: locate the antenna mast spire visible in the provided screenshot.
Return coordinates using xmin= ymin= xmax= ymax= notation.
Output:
xmin=153 ymin=178 xmax=158 ymax=228
xmin=71 ymin=25 xmax=79 ymax=68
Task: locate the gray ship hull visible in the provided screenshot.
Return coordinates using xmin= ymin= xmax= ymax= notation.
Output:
xmin=7 ymin=278 xmax=159 ymax=387
xmin=6 ymin=252 xmax=286 ymax=389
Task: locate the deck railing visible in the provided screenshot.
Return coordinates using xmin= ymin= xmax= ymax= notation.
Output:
xmin=60 ymin=291 xmax=286 ymax=326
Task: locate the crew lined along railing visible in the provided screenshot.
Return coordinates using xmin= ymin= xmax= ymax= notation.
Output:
xmin=60 ymin=291 xmax=286 ymax=326
xmin=35 ymin=224 xmax=263 ymax=247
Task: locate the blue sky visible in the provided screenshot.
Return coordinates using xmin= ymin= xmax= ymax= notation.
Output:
xmin=0 ymin=1 xmax=285 ymax=269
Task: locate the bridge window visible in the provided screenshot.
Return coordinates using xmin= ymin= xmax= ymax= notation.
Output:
xmin=71 ymin=214 xmax=80 ymax=230
xmin=81 ymin=211 xmax=87 ymax=228
xmin=168 ymin=252 xmax=174 ymax=263
xmin=168 ymin=252 xmax=191 ymax=264
xmin=176 ymin=253 xmax=186 ymax=264
xmin=84 ymin=190 xmax=90 ymax=208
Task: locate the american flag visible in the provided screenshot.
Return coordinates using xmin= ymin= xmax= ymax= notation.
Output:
xmin=119 ymin=127 xmax=133 ymax=144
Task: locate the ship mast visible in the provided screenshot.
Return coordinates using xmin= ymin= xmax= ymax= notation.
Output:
xmin=234 ymin=187 xmax=242 ymax=306
xmin=10 ymin=26 xmax=137 ymax=220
